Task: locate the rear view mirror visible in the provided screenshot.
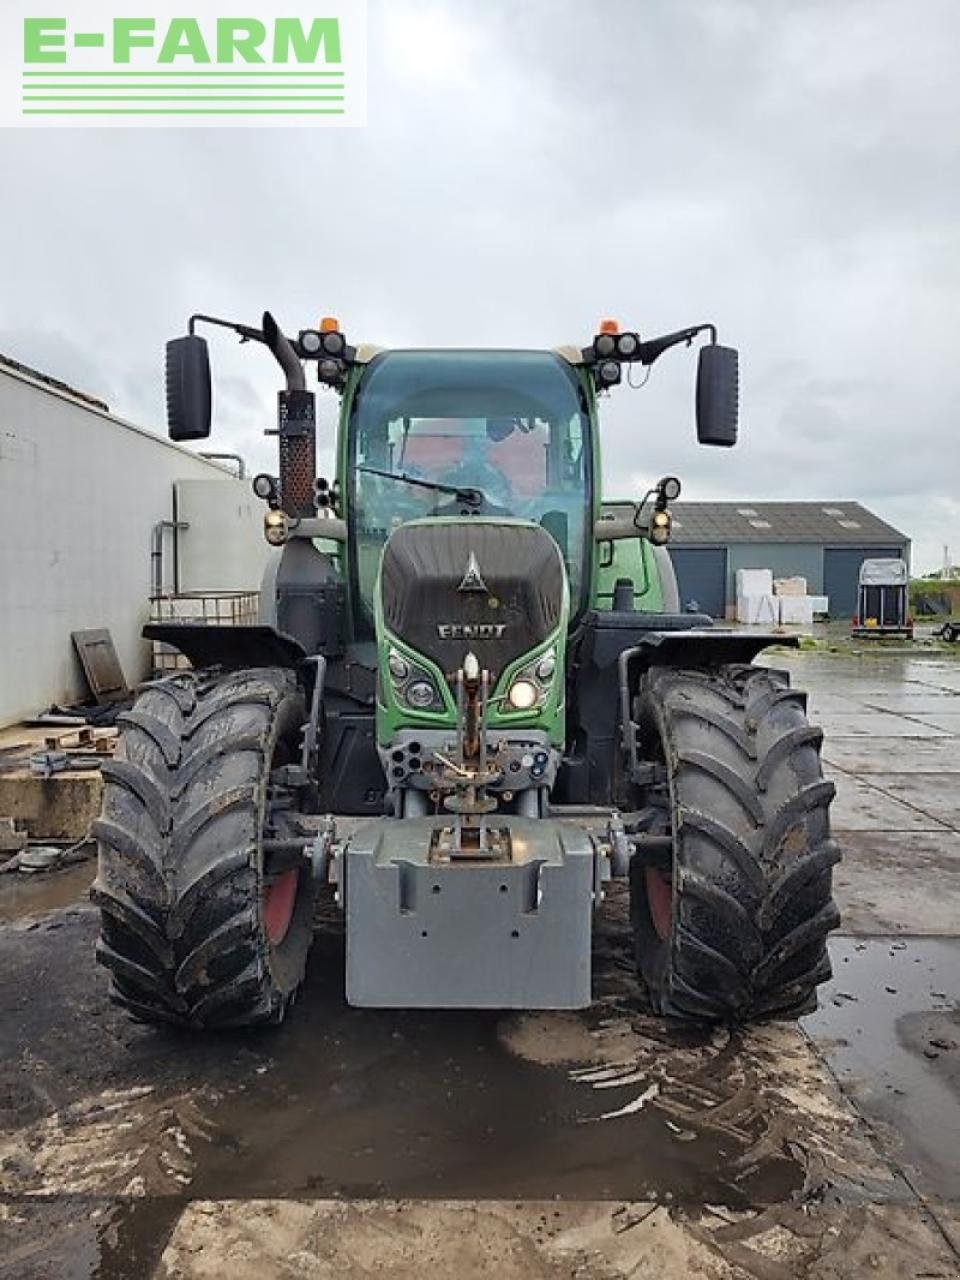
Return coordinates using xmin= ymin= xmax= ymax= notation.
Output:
xmin=166 ymin=334 xmax=212 ymax=441
xmin=696 ymin=344 xmax=739 ymax=447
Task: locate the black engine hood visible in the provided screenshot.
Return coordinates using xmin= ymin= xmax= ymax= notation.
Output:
xmin=380 ymin=520 xmax=566 ymax=676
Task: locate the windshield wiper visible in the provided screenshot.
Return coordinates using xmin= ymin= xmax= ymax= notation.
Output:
xmin=356 ymin=465 xmax=484 ymax=508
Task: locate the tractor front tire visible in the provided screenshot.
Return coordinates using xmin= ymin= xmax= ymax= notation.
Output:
xmin=630 ymin=663 xmax=840 ymax=1022
xmin=92 ymin=667 xmax=316 ymax=1029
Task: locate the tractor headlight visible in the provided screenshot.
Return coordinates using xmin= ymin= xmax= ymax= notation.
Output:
xmin=650 ymin=510 xmax=672 ymax=545
xmin=264 ymin=509 xmax=288 ymax=546
xmin=252 ymin=472 xmax=278 ymax=503
xmin=659 ymin=475 xmax=682 ymax=501
xmin=387 ymin=648 xmax=443 ymax=712
xmin=616 ymin=332 xmax=639 ymax=358
xmin=597 ymin=360 xmax=622 ymax=387
xmin=298 ymin=329 xmax=323 ymax=355
xmin=388 ymin=649 xmax=409 ymax=682
xmin=535 ymin=651 xmax=557 ymax=682
xmin=406 ymin=679 xmax=438 ymax=709
xmin=507 ymin=679 xmax=539 ymax=711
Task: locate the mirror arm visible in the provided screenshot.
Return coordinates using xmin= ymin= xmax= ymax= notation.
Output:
xmin=638 ymin=322 xmax=718 ymax=367
xmin=188 ymin=312 xmax=264 ymax=345
xmin=185 ymin=312 xmax=306 ymax=391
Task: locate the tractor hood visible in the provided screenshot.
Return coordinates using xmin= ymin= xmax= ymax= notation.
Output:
xmin=379 ymin=518 xmax=566 ymax=679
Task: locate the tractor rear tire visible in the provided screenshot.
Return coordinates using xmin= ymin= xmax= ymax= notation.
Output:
xmin=630 ymin=663 xmax=840 ymax=1022
xmin=92 ymin=666 xmax=317 ymax=1029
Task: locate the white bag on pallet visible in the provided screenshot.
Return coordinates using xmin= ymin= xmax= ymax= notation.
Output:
xmin=736 ymin=568 xmax=773 ymax=597
xmin=736 ymin=594 xmax=779 ymax=624
xmin=774 ymin=576 xmax=808 ymax=597
xmin=778 ymin=596 xmax=814 ymax=626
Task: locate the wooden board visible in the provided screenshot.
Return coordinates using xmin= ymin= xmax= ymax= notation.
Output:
xmin=71 ymin=629 xmax=128 ymax=704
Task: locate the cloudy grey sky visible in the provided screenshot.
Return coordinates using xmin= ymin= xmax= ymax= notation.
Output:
xmin=1 ymin=0 xmax=958 ymax=570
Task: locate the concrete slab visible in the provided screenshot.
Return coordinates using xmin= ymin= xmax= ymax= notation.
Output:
xmin=900 ymin=712 xmax=960 ymax=734
xmin=860 ymin=695 xmax=960 ymax=713
xmin=826 ymin=770 xmax=951 ymax=832
xmin=805 ymin=938 xmax=960 ymax=1204
xmin=860 ymin=774 xmax=960 ymax=832
xmin=938 ymin=1205 xmax=960 ymax=1262
xmin=822 ymin=738 xmax=960 ymax=774
xmin=0 ymin=770 xmax=103 ymax=841
xmin=833 ymin=831 xmax=960 ymax=934
xmin=812 ymin=712 xmax=951 ymax=738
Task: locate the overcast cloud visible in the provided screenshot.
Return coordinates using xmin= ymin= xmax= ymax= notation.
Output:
xmin=1 ymin=0 xmax=958 ymax=570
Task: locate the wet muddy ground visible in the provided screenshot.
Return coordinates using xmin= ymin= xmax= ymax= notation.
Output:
xmin=1 ymin=651 xmax=958 ymax=1278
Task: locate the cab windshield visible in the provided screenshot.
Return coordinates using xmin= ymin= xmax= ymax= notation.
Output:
xmin=347 ymin=350 xmax=591 ymax=636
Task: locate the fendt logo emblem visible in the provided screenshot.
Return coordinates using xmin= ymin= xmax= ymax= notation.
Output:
xmin=457 ymin=551 xmax=488 ymax=594
xmin=437 ymin=623 xmax=506 ymax=640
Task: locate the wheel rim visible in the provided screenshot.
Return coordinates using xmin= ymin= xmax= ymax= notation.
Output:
xmin=263 ymin=869 xmax=298 ymax=946
xmin=645 ymin=866 xmax=673 ymax=941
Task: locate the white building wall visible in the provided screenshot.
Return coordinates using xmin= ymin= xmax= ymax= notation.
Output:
xmin=0 ymin=362 xmax=269 ymax=726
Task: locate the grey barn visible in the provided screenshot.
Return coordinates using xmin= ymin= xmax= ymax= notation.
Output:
xmin=665 ymin=502 xmax=910 ymax=619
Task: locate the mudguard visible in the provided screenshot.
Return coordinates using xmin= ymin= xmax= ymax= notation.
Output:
xmin=143 ymin=623 xmax=306 ymax=671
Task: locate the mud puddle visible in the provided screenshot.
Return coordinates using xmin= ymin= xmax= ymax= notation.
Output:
xmin=0 ymin=859 xmax=95 ymax=924
xmin=804 ymin=935 xmax=960 ymax=1200
xmin=1 ymin=892 xmax=907 ymax=1278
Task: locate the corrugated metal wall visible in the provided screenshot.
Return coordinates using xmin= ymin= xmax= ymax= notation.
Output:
xmin=671 ymin=541 xmax=909 ymax=617
xmin=726 ymin=543 xmax=825 ymax=603
xmin=0 ymin=364 xmax=269 ymax=726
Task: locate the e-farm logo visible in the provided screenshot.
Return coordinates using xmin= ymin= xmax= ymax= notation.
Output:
xmin=1 ymin=1 xmax=366 ymax=127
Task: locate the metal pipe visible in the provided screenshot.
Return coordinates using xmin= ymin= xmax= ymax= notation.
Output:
xmin=261 ymin=311 xmax=305 ymax=391
xmin=150 ymin=520 xmax=189 ymax=599
xmin=199 ymin=451 xmax=246 ymax=479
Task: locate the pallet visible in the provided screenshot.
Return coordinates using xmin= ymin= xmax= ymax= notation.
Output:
xmin=43 ymin=726 xmax=118 ymax=754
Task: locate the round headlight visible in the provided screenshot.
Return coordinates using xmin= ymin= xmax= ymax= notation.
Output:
xmin=660 ymin=475 xmax=682 ymax=501
xmin=264 ymin=510 xmax=288 ymax=546
xmin=508 ymin=679 xmax=539 ymax=710
xmin=650 ymin=512 xmax=671 ymax=545
xmin=595 ymin=333 xmax=616 ymax=358
xmin=318 ymin=357 xmax=341 ymax=383
xmin=252 ymin=473 xmax=276 ymax=501
xmin=616 ymin=333 xmax=639 ymax=358
xmin=299 ymin=329 xmax=323 ymax=355
xmin=321 ymin=331 xmax=345 ymax=355
xmin=406 ymin=679 xmax=436 ymax=709
xmin=597 ymin=360 xmax=621 ymax=386
xmin=536 ymin=652 xmax=556 ymax=681
xmin=388 ymin=650 xmax=409 ymax=682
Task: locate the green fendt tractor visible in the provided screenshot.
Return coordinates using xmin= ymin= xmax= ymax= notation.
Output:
xmin=92 ymin=312 xmax=840 ymax=1027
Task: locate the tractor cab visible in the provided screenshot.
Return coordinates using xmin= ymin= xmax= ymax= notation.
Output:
xmin=344 ymin=349 xmax=595 ymax=638
xmin=341 ymin=349 xmax=591 ymax=820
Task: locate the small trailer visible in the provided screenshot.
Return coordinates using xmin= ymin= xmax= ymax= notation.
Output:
xmin=852 ymin=558 xmax=913 ymax=638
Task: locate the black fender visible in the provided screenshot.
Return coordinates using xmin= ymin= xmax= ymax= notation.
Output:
xmin=620 ymin=628 xmax=798 ymax=672
xmin=559 ymin=610 xmax=798 ymax=807
xmin=143 ymin=623 xmax=307 ymax=671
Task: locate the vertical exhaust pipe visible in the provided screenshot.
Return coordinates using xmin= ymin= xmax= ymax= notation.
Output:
xmin=262 ymin=311 xmax=315 ymax=518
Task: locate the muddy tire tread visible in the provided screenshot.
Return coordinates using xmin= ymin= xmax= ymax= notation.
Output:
xmin=633 ymin=663 xmax=840 ymax=1022
xmin=92 ymin=667 xmax=312 ymax=1029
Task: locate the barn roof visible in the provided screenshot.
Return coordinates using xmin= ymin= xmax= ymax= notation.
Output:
xmin=603 ymin=501 xmax=908 ymax=546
